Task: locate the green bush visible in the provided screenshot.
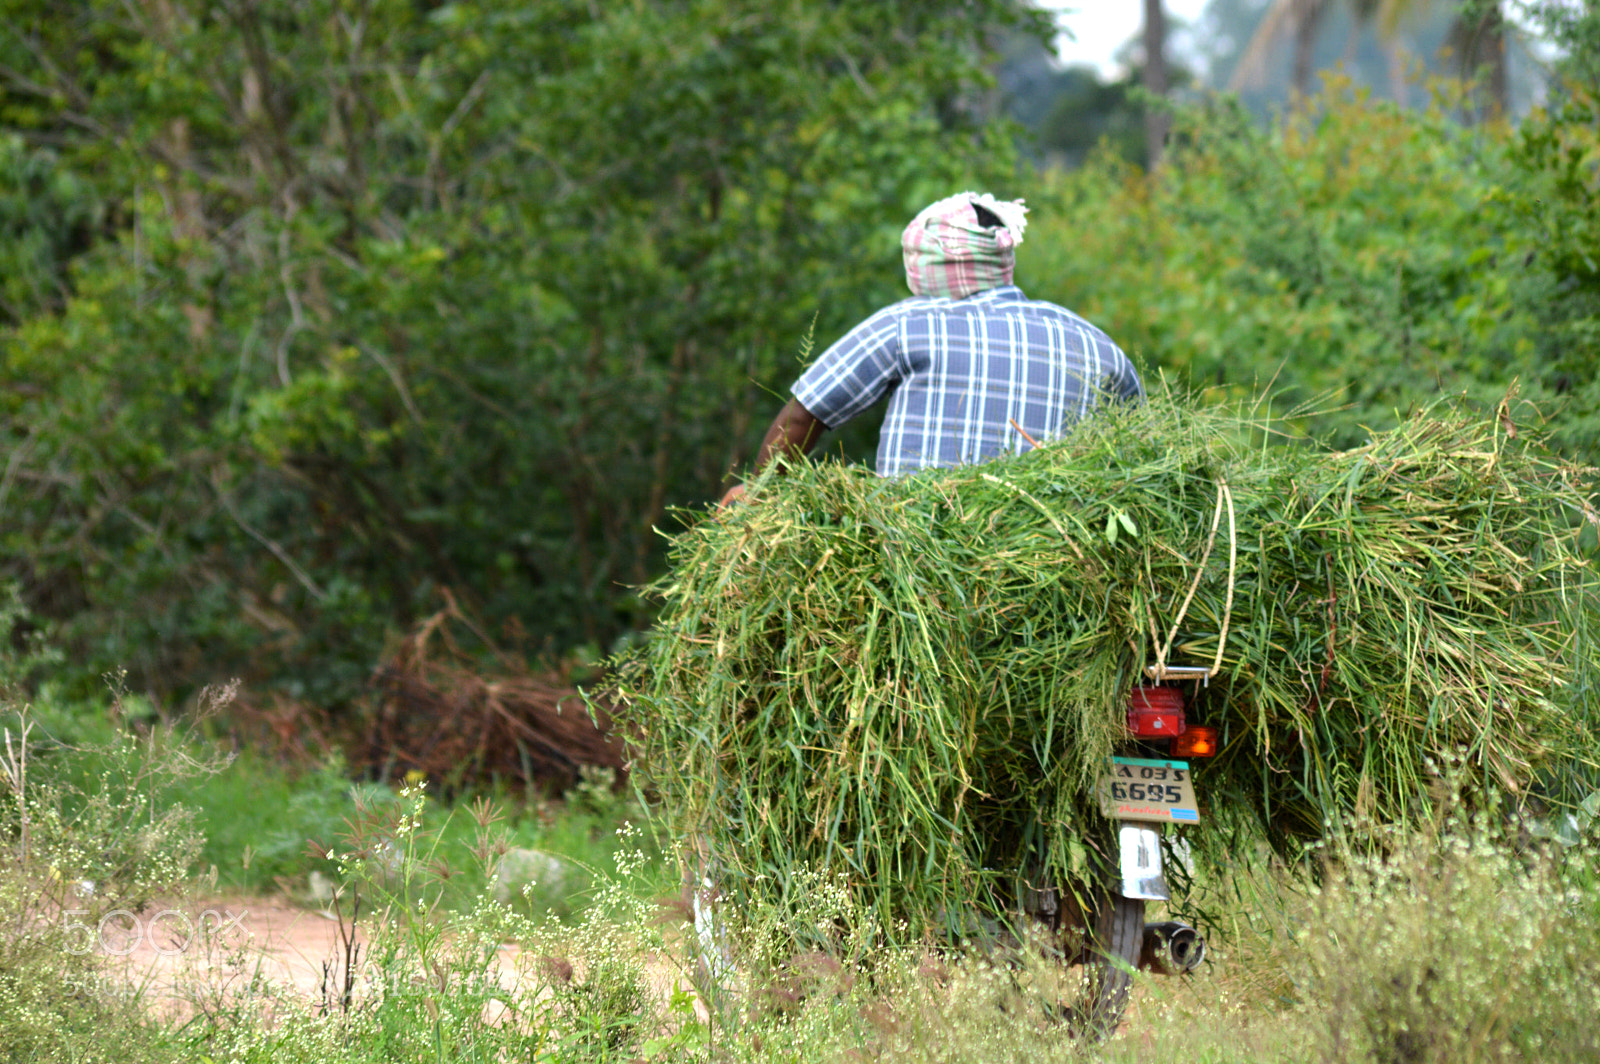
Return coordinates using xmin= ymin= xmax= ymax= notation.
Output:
xmin=1023 ymin=78 xmax=1600 ymax=460
xmin=1297 ymin=824 xmax=1600 ymax=1062
xmin=0 ymin=0 xmax=1047 ymax=705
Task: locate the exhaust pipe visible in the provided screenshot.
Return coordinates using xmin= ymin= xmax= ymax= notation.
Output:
xmin=1140 ymin=921 xmax=1206 ymax=975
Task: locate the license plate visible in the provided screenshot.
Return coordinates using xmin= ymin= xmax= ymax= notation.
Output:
xmin=1097 ymin=757 xmax=1200 ymax=824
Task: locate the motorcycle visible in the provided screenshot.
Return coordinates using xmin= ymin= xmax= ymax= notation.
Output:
xmin=688 ymin=671 xmax=1221 ymax=1039
xmin=1041 ymin=671 xmax=1219 ymax=1035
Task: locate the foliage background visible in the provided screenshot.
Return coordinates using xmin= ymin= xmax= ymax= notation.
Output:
xmin=0 ymin=0 xmax=1046 ymax=705
xmin=1 ymin=0 xmax=1596 ymax=718
xmin=1023 ymin=76 xmax=1600 ymax=458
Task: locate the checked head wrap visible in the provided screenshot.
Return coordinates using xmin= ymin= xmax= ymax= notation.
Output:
xmin=901 ymin=192 xmax=1029 ymax=300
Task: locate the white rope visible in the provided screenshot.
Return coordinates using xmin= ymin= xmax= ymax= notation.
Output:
xmin=1146 ymin=479 xmax=1236 ymax=682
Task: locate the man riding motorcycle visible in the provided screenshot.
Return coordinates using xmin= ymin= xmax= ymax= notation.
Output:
xmin=720 ymin=192 xmax=1143 ymax=504
xmin=705 ymin=194 xmax=1169 ymax=1036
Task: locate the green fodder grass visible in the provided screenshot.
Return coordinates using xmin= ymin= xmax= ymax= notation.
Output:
xmin=616 ymin=389 xmax=1600 ymax=943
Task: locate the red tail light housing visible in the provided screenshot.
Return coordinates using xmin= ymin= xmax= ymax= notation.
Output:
xmin=1172 ymin=725 xmax=1220 ymax=758
xmin=1127 ymin=685 xmax=1220 ymax=757
xmin=1126 ymin=685 xmax=1186 ymax=738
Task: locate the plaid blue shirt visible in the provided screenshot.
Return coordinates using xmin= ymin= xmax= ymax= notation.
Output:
xmin=792 ymin=286 xmax=1143 ymax=477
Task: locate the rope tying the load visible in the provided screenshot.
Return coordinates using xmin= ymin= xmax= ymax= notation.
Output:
xmin=1147 ymin=479 xmax=1236 ymax=682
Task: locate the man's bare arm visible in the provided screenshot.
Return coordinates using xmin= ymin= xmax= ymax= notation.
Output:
xmin=720 ymin=398 xmax=827 ymax=506
xmin=753 ymin=398 xmax=826 ymax=469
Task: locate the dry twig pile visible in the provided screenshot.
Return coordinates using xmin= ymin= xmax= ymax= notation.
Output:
xmin=364 ymin=599 xmax=625 ymax=793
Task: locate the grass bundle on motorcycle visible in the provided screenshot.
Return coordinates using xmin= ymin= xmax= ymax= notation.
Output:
xmin=613 ymin=392 xmax=1599 ymax=942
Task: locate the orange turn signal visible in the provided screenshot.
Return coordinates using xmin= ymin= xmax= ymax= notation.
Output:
xmin=1172 ymin=725 xmax=1219 ymax=759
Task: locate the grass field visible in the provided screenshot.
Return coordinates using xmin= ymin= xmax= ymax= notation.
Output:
xmin=4 ymin=692 xmax=1599 ymax=1062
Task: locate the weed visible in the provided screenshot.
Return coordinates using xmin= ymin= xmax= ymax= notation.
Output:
xmin=8 ymin=703 xmax=1596 ymax=1064
xmin=0 ymin=684 xmax=228 ymax=1063
xmin=1296 ymin=823 xmax=1600 ymax=1062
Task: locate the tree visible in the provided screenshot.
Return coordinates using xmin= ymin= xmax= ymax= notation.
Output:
xmin=1449 ymin=0 xmax=1509 ymax=119
xmin=1229 ymin=0 xmax=1511 ymax=117
xmin=1229 ymin=0 xmax=1337 ymax=97
xmin=1021 ymin=80 xmax=1600 ymax=461
xmin=1526 ymin=0 xmax=1600 ymax=97
xmin=997 ymin=24 xmax=1189 ymax=170
xmin=0 ymin=0 xmax=1051 ymax=702
xmin=1145 ymin=0 xmax=1171 ymax=166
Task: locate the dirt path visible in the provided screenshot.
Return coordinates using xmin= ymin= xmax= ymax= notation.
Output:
xmin=105 ymin=894 xmax=698 ymax=1020
xmin=107 ymin=895 xmax=383 ymax=1007
xmin=106 ymin=894 xmax=1177 ymax=1042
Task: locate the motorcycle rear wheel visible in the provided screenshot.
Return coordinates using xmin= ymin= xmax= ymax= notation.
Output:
xmin=1058 ymin=889 xmax=1144 ymax=1039
xmin=688 ymin=866 xmax=1145 ymax=1040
